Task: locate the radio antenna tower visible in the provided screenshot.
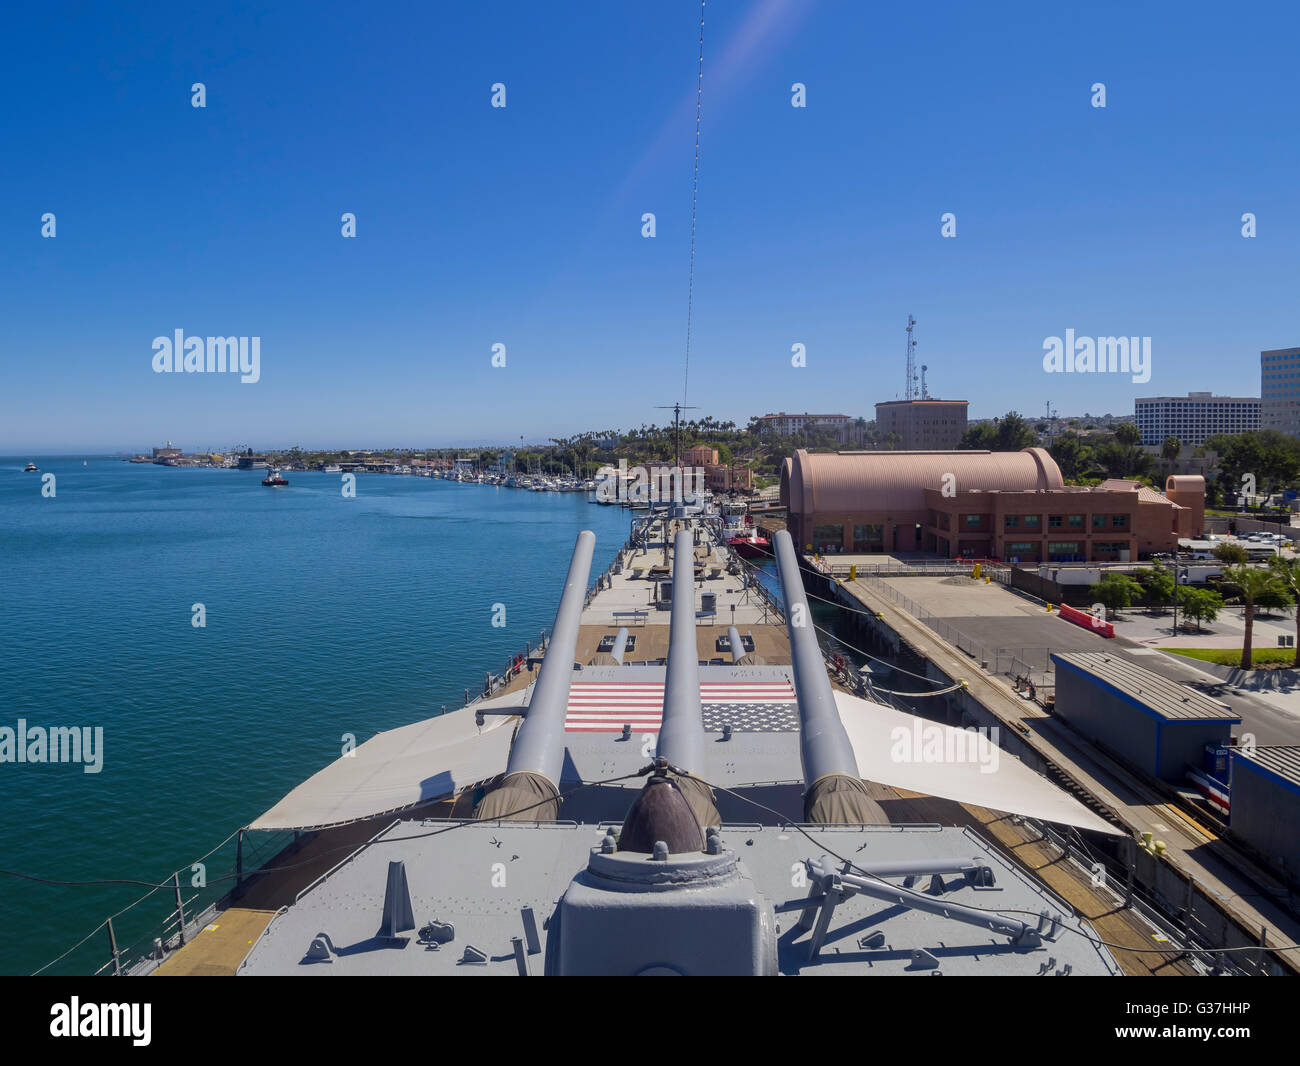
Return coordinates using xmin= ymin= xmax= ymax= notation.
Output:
xmin=904 ymin=315 xmax=918 ymax=400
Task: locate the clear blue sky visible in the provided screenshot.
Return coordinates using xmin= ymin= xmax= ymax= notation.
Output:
xmin=2 ymin=0 xmax=1296 ymax=452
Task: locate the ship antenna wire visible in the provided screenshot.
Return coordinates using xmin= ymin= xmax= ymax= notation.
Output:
xmin=682 ymin=0 xmax=705 ymax=403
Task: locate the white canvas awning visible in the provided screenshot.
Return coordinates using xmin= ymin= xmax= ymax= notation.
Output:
xmin=834 ymin=690 xmax=1122 ymax=836
xmin=248 ymin=694 xmax=526 ymax=831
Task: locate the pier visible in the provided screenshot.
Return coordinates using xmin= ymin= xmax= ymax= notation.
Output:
xmin=809 ymin=556 xmax=1300 ymax=974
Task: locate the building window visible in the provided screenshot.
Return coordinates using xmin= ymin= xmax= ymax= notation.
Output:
xmin=1067 ymin=514 xmax=1084 ymax=528
xmin=1004 ymin=515 xmax=1019 ymax=529
xmin=1006 ymin=541 xmax=1040 ymax=557
xmin=852 ymin=524 xmax=883 ymax=551
xmin=1091 ymin=514 xmax=1107 ymax=529
xmin=812 ymin=524 xmax=844 ymax=551
xmin=1024 ymin=515 xmax=1041 ymax=529
xmin=1111 ymin=515 xmax=1128 ymax=528
xmin=964 ymin=514 xmax=983 ymax=529
xmin=1048 ymin=515 xmax=1063 ymax=528
xmin=1048 ymin=541 xmax=1081 ymax=559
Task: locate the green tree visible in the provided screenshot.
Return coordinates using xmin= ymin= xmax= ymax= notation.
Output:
xmin=1139 ymin=562 xmax=1175 ymax=614
xmin=1091 ymin=572 xmax=1143 ymax=617
xmin=1095 ymin=438 xmax=1154 ymax=480
xmin=1221 ymin=565 xmax=1292 ymax=669
xmin=1176 ymin=586 xmax=1223 ymax=633
xmin=1212 ymin=543 xmax=1248 ymax=566
xmin=1048 ymin=432 xmax=1096 ymax=481
xmin=1114 ymin=422 xmax=1141 ymax=447
xmin=959 ymin=411 xmax=1037 ymax=452
xmin=1269 ymin=556 xmax=1300 ymax=668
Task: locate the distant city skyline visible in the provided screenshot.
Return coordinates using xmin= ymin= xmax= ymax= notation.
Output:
xmin=3 ymin=1 xmax=1297 ymax=452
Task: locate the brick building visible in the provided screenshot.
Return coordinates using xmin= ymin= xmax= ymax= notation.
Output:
xmin=781 ymin=448 xmax=1203 ymax=561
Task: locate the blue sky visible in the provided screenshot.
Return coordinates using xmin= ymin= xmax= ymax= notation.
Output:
xmin=2 ymin=0 xmax=1296 ymax=452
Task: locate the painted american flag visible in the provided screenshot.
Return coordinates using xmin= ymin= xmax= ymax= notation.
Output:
xmin=563 ymin=680 xmax=797 ymax=733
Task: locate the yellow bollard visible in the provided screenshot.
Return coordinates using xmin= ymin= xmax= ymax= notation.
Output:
xmin=849 ymin=564 xmax=857 ymax=581
xmin=1046 ymin=602 xmax=1054 ymax=613
xmin=972 ymin=563 xmax=981 ymax=580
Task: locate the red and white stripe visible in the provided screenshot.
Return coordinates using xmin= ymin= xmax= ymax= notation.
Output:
xmin=1186 ymin=768 xmax=1230 ymax=816
xmin=562 ymin=680 xmax=796 ymax=732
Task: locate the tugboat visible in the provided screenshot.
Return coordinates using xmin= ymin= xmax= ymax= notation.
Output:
xmin=261 ymin=467 xmax=289 ymax=487
xmin=24 ymin=462 xmax=38 ymax=472
xmin=725 ymin=516 xmax=770 ymax=558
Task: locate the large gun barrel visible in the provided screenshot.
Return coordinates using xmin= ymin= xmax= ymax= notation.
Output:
xmin=772 ymin=530 xmax=887 ymax=824
xmin=476 ymin=529 xmax=595 ymax=821
xmin=727 ymin=626 xmax=745 ymax=663
xmin=611 ymin=626 xmax=630 ymax=664
xmin=637 ymin=527 xmax=720 ymax=834
xmin=656 ymin=529 xmax=705 ymax=775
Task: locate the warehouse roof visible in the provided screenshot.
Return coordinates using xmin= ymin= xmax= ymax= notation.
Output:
xmin=1234 ymin=745 xmax=1300 ymax=787
xmin=1051 ymin=652 xmax=1240 ymax=722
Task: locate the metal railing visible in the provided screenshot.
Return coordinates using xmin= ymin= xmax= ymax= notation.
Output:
xmin=844 ymin=572 xmax=1057 ymax=696
xmin=1030 ymin=819 xmax=1272 ymax=977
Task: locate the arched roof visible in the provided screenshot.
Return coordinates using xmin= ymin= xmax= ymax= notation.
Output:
xmin=782 ymin=448 xmax=1064 ymax=515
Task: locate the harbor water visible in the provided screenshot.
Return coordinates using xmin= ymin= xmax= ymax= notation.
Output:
xmin=0 ymin=458 xmax=633 ymax=974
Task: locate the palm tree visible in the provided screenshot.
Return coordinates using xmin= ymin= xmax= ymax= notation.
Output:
xmin=1269 ymin=556 xmax=1300 ymax=668
xmin=1161 ymin=436 xmax=1181 ymax=476
xmin=1222 ymin=565 xmax=1291 ymax=670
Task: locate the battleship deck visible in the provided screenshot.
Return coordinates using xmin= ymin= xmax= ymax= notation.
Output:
xmin=149 ymin=514 xmax=1216 ymax=975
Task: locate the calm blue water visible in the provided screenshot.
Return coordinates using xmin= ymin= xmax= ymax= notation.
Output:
xmin=0 ymin=458 xmax=632 ymax=974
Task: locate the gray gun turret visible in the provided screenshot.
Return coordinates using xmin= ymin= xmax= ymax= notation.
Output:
xmin=475 ymin=529 xmax=595 ymax=821
xmin=771 ymin=530 xmax=887 ymax=825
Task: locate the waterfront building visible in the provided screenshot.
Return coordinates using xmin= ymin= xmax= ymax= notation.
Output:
xmin=1134 ymin=392 xmax=1260 ymax=446
xmin=1261 ymin=347 xmax=1300 ymax=437
xmin=683 ymin=444 xmax=719 ymax=466
xmin=753 ymin=411 xmax=851 ymax=438
xmin=704 ymin=463 xmax=753 ymax=493
xmin=781 ymin=448 xmax=1202 ymax=561
xmin=874 ymin=399 xmax=968 ymax=450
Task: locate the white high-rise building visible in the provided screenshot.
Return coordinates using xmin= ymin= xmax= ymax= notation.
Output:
xmin=1134 ymin=392 xmax=1259 ymax=446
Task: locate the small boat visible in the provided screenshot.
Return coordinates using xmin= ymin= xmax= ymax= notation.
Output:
xmin=24 ymin=462 xmax=38 ymax=472
xmin=262 ymin=468 xmax=289 ymax=487
xmin=323 ymin=464 xmax=342 ymax=474
xmin=725 ymin=519 xmax=770 ymax=558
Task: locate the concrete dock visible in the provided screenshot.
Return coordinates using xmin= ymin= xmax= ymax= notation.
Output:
xmin=824 ymin=566 xmax=1300 ymax=973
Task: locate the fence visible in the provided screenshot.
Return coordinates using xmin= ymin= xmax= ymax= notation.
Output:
xmin=847 ymin=572 xmax=1057 ymax=699
xmin=1031 ymin=819 xmax=1275 ymax=976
